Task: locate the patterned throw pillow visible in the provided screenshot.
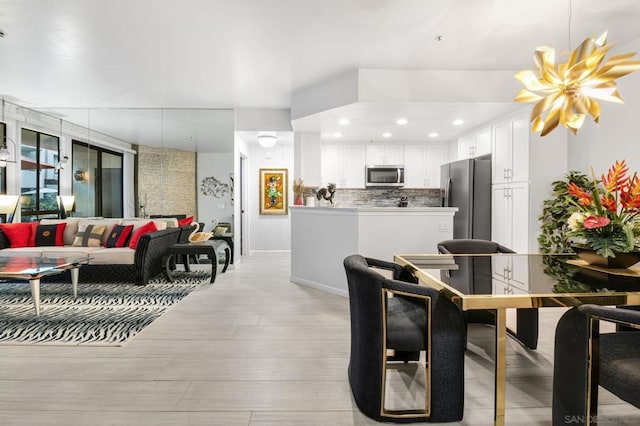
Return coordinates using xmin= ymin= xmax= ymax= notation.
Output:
xmin=72 ymin=223 xmax=106 ymax=247
xmin=34 ymin=223 xmax=67 ymax=246
xmin=104 ymin=224 xmax=134 ymax=248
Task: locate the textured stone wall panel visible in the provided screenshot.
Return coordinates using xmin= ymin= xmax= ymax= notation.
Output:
xmin=136 ymin=145 xmax=197 ymax=218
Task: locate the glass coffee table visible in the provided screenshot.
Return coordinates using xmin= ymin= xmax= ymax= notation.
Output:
xmin=0 ymin=254 xmax=92 ymax=316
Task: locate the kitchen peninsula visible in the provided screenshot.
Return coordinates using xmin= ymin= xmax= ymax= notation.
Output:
xmin=290 ymin=206 xmax=457 ymax=296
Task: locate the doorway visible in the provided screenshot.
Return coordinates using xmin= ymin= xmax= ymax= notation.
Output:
xmin=240 ymin=154 xmax=249 ymax=256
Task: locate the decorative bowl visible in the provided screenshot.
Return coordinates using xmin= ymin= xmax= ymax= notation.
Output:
xmin=572 ymin=245 xmax=640 ymax=269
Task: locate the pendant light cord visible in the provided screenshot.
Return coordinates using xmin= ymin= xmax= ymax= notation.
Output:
xmin=568 ymin=0 xmax=573 ymax=50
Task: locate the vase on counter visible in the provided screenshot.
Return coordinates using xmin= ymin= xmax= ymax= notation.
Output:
xmin=294 ymin=194 xmax=304 ymax=205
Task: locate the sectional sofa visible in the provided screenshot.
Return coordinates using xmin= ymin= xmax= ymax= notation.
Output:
xmin=0 ymin=218 xmax=195 ymax=285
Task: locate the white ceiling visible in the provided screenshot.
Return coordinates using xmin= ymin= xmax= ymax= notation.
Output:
xmin=1 ymin=0 xmax=640 ymax=147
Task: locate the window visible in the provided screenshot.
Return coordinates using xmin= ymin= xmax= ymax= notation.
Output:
xmin=20 ymin=128 xmax=60 ymax=221
xmin=72 ymin=141 xmax=123 ymax=217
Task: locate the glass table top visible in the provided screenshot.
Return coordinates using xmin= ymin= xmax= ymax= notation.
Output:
xmin=394 ymin=253 xmax=640 ymax=310
xmin=0 ymin=254 xmax=92 ymax=277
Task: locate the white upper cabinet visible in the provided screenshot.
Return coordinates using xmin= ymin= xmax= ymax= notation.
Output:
xmin=404 ymin=144 xmax=448 ymax=188
xmin=492 ymin=114 xmax=530 ymax=184
xmin=366 ymin=144 xmax=404 ymax=165
xmin=457 ymin=127 xmax=491 ymax=159
xmin=321 ymin=143 xmax=365 ymax=188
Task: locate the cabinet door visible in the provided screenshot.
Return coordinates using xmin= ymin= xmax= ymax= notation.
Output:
xmin=492 ymin=120 xmax=511 ymax=184
xmin=510 ymin=116 xmax=530 ymax=183
xmin=384 ymin=145 xmax=404 ymax=165
xmin=404 ymin=145 xmax=425 ymax=188
xmin=474 ymin=127 xmax=492 ymax=157
xmin=458 ymin=135 xmax=474 ymax=160
xmin=342 ymin=144 xmax=366 ymax=188
xmin=491 ymin=184 xmax=512 ymax=249
xmin=510 ymin=182 xmax=530 ymax=253
xmin=365 ymin=144 xmax=385 ymax=165
xmin=424 ymin=144 xmax=448 ymax=188
xmin=321 ymin=144 xmax=343 ymax=186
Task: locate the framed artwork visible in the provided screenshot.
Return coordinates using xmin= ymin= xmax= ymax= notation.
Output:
xmin=259 ymin=168 xmax=288 ymax=215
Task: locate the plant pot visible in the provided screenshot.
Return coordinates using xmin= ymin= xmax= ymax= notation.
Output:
xmin=294 ymin=195 xmax=304 ymax=205
xmin=572 ymin=245 xmax=640 ymax=269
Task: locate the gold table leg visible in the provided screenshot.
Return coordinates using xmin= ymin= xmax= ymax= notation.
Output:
xmin=494 ymin=308 xmax=507 ymax=426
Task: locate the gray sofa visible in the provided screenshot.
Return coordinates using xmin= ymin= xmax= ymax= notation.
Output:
xmin=0 ymin=218 xmax=195 ymax=285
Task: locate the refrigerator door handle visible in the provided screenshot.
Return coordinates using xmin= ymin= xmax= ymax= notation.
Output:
xmin=444 ymin=178 xmax=452 ymax=207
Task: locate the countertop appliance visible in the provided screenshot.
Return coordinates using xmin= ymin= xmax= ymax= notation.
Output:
xmin=365 ymin=165 xmax=404 ymax=187
xmin=440 ymin=155 xmax=491 ymax=240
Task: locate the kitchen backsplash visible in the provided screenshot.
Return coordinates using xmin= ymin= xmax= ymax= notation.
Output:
xmin=307 ymin=187 xmax=443 ymax=207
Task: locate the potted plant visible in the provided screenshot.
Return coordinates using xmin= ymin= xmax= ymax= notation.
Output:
xmin=293 ymin=178 xmax=305 ymax=205
xmin=565 ymin=160 xmax=640 ymax=267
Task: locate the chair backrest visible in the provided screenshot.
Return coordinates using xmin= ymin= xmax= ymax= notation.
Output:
xmin=438 ymin=239 xmax=515 ymax=294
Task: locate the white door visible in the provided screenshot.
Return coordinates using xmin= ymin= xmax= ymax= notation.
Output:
xmin=474 ymin=127 xmax=492 ymax=157
xmin=458 ymin=135 xmax=474 ymax=160
xmin=510 ymin=116 xmax=530 ymax=183
xmin=384 ymin=145 xmax=404 ymax=165
xmin=424 ymin=144 xmax=448 ymax=188
xmin=510 ymin=182 xmax=530 ymax=253
xmin=365 ymin=144 xmax=385 ymax=165
xmin=491 ymin=184 xmax=512 ymax=249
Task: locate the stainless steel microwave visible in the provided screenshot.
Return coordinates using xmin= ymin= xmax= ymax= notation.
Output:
xmin=365 ymin=165 xmax=405 ymax=187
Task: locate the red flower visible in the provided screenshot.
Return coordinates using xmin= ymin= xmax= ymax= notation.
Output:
xmin=601 ymin=195 xmax=617 ymax=213
xmin=583 ymin=216 xmax=611 ymax=229
xmin=567 ymin=182 xmax=592 ymax=206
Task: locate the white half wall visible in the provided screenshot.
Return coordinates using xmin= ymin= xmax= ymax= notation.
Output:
xmin=197 ymin=153 xmax=234 ymax=231
xmin=248 ymin=140 xmax=294 ymax=252
xmin=568 ymin=37 xmax=640 ymax=174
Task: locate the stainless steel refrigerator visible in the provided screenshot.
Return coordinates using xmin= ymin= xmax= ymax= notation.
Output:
xmin=440 ymin=155 xmax=491 ymax=240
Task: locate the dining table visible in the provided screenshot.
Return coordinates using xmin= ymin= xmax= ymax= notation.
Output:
xmin=393 ymin=252 xmax=640 ymax=426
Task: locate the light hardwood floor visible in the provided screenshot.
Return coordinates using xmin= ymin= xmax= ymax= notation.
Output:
xmin=0 ymin=253 xmax=638 ymax=425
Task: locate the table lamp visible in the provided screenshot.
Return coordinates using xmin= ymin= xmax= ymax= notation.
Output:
xmin=0 ymin=194 xmax=19 ymax=223
xmin=57 ymin=195 xmax=75 ymax=219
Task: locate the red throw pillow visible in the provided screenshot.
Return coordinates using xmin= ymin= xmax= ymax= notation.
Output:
xmin=34 ymin=223 xmax=67 ymax=246
xmin=104 ymin=224 xmax=134 ymax=248
xmin=0 ymin=223 xmax=36 ymax=248
xmin=177 ymin=216 xmax=194 ymax=226
xmin=128 ymin=221 xmax=158 ymax=249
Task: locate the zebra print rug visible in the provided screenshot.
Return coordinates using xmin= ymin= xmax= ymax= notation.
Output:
xmin=0 ymin=271 xmax=210 ymax=346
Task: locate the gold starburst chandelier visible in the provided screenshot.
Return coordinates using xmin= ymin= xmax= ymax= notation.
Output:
xmin=514 ymin=31 xmax=640 ymax=136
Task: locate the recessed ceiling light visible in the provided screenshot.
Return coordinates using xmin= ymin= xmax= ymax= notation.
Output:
xmin=333 ymin=132 xmax=342 ymax=138
xmin=429 ymin=132 xmax=439 ymax=138
xmin=452 ymin=119 xmax=464 ymax=126
xmin=395 ymin=118 xmax=408 ymax=126
xmin=338 ymin=118 xmax=350 ymax=126
xmin=382 ymin=132 xmax=392 ymax=138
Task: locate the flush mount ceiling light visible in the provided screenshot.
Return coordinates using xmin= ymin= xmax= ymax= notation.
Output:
xmin=333 ymin=132 xmax=342 ymax=138
xmin=452 ymin=119 xmax=464 ymax=126
xmin=395 ymin=118 xmax=408 ymax=126
xmin=515 ymin=31 xmax=640 ymax=136
xmin=429 ymin=132 xmax=439 ymax=138
xmin=338 ymin=118 xmax=350 ymax=126
xmin=382 ymin=132 xmax=392 ymax=138
xmin=257 ymin=134 xmax=277 ymax=148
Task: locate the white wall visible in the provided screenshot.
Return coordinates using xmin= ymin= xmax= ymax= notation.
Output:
xmin=568 ymin=37 xmax=640 ymax=173
xmin=197 ymin=153 xmax=234 ymax=231
xmin=247 ymin=140 xmax=294 ymax=252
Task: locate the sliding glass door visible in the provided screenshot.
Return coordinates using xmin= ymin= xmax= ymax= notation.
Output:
xmin=20 ymin=128 xmax=60 ymax=221
xmin=72 ymin=141 xmax=123 ymax=218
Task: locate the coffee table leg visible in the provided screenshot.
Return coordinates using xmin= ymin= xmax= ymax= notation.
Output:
xmin=164 ymin=254 xmax=175 ymax=282
xmin=70 ymin=267 xmax=79 ymax=299
xmin=29 ymin=278 xmax=41 ymax=316
xmin=207 ymin=249 xmax=217 ymax=283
